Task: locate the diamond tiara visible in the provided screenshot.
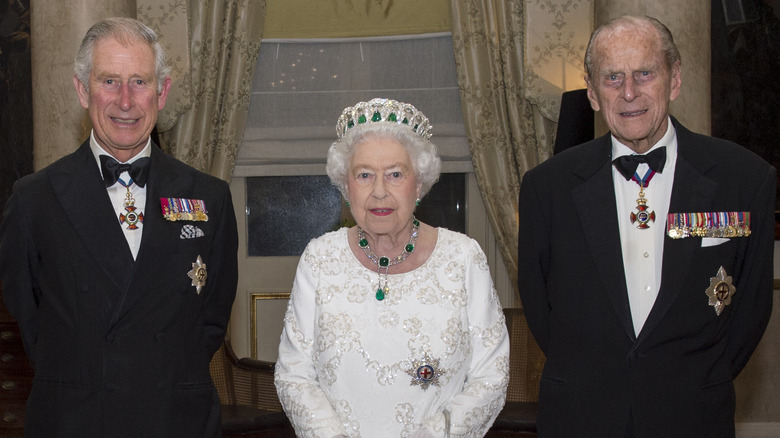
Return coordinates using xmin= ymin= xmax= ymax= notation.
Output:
xmin=336 ymin=98 xmax=432 ymax=140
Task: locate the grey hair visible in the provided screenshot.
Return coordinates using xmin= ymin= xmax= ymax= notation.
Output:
xmin=74 ymin=17 xmax=171 ymax=93
xmin=326 ymin=123 xmax=442 ymax=200
xmin=584 ymin=15 xmax=681 ymax=79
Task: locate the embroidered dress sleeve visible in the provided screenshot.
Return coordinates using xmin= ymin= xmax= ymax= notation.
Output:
xmin=275 ymin=241 xmax=346 ymax=438
xmin=422 ymin=237 xmax=510 ymax=437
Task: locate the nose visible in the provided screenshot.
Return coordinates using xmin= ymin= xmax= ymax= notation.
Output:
xmin=118 ymin=83 xmax=133 ymax=111
xmin=622 ymin=77 xmax=639 ymax=101
xmin=372 ymin=177 xmax=387 ymax=199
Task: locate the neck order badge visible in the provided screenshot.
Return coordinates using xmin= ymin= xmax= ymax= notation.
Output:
xmin=613 ymin=147 xmax=666 ymax=229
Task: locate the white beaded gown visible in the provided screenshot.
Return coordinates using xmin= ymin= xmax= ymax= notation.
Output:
xmin=275 ymin=227 xmax=509 ymax=438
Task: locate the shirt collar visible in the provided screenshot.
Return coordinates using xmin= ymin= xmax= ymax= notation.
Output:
xmin=611 ymin=116 xmax=678 ymax=172
xmin=89 ymin=130 xmax=152 ymax=176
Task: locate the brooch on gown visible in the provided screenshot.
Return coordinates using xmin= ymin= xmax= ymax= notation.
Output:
xmin=406 ymin=353 xmax=446 ymax=390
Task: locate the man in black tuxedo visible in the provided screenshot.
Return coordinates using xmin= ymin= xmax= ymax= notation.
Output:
xmin=0 ymin=17 xmax=238 ymax=437
xmin=518 ymin=15 xmax=776 ymax=437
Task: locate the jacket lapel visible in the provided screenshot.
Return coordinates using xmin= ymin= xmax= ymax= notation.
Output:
xmin=572 ymin=137 xmax=637 ymax=342
xmin=50 ymin=143 xmax=135 ymax=292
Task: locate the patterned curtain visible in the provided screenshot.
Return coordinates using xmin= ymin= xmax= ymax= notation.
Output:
xmin=449 ymin=0 xmax=553 ymax=296
xmin=139 ymin=0 xmax=266 ymax=181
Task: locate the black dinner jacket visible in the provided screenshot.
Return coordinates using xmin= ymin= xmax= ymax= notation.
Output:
xmin=0 ymin=141 xmax=238 ymax=438
xmin=517 ymin=117 xmax=776 ymax=438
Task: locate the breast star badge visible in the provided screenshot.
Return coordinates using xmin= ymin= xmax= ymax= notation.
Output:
xmin=187 ymin=255 xmax=207 ymax=294
xmin=705 ymin=266 xmax=735 ymax=316
xmin=406 ymin=353 xmax=446 ymax=390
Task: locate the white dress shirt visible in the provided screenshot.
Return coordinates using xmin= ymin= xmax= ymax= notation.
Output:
xmin=89 ymin=132 xmax=151 ymax=260
xmin=612 ymin=118 xmax=678 ymax=336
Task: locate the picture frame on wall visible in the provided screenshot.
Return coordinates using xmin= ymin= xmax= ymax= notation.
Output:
xmin=250 ymin=292 xmax=290 ymax=361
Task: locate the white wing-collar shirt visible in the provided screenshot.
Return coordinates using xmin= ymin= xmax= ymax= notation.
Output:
xmin=89 ymin=131 xmax=152 ymax=260
xmin=612 ymin=117 xmax=678 ymax=336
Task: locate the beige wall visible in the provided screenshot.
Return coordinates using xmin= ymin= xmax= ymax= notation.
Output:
xmin=30 ymin=0 xmax=136 ymax=170
xmin=735 ymin=285 xmax=780 ymax=423
xmin=264 ymin=0 xmax=450 ymax=38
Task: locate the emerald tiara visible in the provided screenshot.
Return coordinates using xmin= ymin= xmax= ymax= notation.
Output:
xmin=336 ymin=98 xmax=432 ymax=140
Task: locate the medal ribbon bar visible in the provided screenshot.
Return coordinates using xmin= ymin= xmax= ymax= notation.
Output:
xmin=161 ymin=197 xmax=209 ymax=222
xmin=667 ymin=211 xmax=750 ymax=239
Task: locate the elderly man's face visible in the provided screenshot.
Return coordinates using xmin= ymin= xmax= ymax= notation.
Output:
xmin=586 ymin=25 xmax=681 ymax=153
xmin=74 ymin=36 xmax=171 ymax=161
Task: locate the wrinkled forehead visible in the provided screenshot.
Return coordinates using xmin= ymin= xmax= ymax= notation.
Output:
xmin=592 ymin=24 xmax=665 ymax=71
xmin=597 ymin=20 xmax=659 ymax=48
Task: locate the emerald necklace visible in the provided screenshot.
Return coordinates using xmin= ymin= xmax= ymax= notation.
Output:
xmin=357 ymin=218 xmax=419 ymax=301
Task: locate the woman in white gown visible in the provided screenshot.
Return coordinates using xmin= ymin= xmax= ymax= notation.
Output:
xmin=274 ymin=98 xmax=509 ymax=438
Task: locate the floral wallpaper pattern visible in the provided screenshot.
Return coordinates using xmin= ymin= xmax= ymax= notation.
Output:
xmin=525 ymin=0 xmax=592 ymax=121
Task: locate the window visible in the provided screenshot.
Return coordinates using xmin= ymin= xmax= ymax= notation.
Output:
xmin=233 ymin=33 xmax=472 ymax=177
xmin=246 ymin=175 xmax=342 ymax=257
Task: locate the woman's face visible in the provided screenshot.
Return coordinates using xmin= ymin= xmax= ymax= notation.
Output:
xmin=345 ymin=135 xmax=421 ymax=239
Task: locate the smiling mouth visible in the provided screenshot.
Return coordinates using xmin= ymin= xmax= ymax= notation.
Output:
xmin=370 ymin=208 xmax=394 ymax=216
xmin=111 ymin=117 xmax=139 ymax=125
xmin=620 ymin=109 xmax=647 ymax=117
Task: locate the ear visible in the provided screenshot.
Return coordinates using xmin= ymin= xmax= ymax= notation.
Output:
xmin=157 ymin=76 xmax=173 ymax=110
xmin=669 ymin=61 xmax=682 ymax=102
xmin=74 ymin=75 xmax=89 ymax=109
xmin=585 ymin=76 xmax=601 ymax=112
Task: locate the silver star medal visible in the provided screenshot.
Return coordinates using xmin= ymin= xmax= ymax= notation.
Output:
xmin=187 ymin=255 xmax=207 ymax=294
xmin=406 ymin=353 xmax=446 ymax=390
xmin=705 ymin=266 xmax=735 ymax=316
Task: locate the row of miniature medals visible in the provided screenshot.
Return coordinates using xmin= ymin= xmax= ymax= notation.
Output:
xmin=629 ymin=170 xmax=751 ymax=238
xmin=358 ymin=218 xmax=420 ymax=301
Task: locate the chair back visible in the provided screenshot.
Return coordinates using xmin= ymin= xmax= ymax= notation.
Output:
xmin=503 ymin=308 xmax=545 ymax=403
xmin=209 ymin=340 xmax=284 ymax=412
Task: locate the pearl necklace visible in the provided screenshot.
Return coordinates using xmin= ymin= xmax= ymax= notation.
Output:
xmin=357 ymin=218 xmax=419 ymax=301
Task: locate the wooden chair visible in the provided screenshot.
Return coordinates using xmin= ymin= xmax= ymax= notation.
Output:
xmin=209 ymin=340 xmax=295 ymax=437
xmin=486 ymin=308 xmax=546 ymax=437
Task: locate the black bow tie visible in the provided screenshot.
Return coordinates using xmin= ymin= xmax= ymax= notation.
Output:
xmin=612 ymin=147 xmax=666 ymax=181
xmin=100 ymin=155 xmax=151 ymax=188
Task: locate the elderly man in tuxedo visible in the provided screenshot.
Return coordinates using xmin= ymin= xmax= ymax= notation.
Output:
xmin=0 ymin=17 xmax=238 ymax=437
xmin=517 ymin=15 xmax=776 ymax=438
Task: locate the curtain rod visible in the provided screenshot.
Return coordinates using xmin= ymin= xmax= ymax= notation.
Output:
xmin=261 ymin=32 xmax=452 ymax=44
